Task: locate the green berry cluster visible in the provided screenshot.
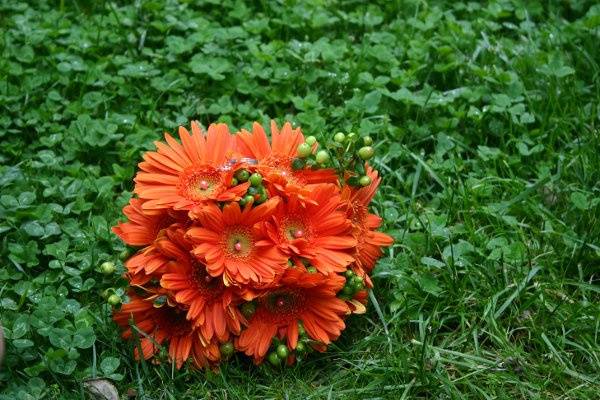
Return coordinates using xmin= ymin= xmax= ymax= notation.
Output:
xmin=267 ymin=338 xmax=291 ymax=366
xmin=266 ymin=322 xmax=314 ymax=366
xmin=338 ymin=269 xmax=365 ymax=300
xmin=290 ymin=135 xmax=330 ymax=171
xmin=234 ymin=169 xmax=269 ymax=206
xmin=331 ymin=132 xmax=376 ymax=187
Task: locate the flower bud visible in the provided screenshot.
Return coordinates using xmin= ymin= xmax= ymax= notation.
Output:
xmin=359 ymin=176 xmax=372 ymax=187
xmin=305 ymin=136 xmax=317 ymax=146
xmin=235 ymin=169 xmax=250 ymax=182
xmin=276 ymin=344 xmax=289 ymax=359
xmin=220 ymin=342 xmax=234 ymax=357
xmin=333 ymin=132 xmax=345 ymax=143
xmin=241 ymin=302 xmax=256 ymax=318
xmin=358 ymin=146 xmax=374 ymax=160
xmin=100 ymin=261 xmax=115 ymax=275
xmin=267 ymin=351 xmax=280 ymax=366
xmin=315 ymin=150 xmax=330 ymax=164
xmin=291 ymin=158 xmax=305 ymax=170
xmin=363 ymin=136 xmax=373 ymax=145
xmin=297 ymin=143 xmax=312 ymax=158
xmin=107 ymin=294 xmax=121 ymax=306
xmin=249 ymin=173 xmax=262 ymax=187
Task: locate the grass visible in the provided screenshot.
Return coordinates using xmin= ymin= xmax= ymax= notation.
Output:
xmin=1 ymin=0 xmax=599 ymax=398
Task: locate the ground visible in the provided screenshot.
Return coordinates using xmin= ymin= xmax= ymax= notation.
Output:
xmin=0 ymin=0 xmax=599 ymax=399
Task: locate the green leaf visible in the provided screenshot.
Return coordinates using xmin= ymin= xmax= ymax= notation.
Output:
xmin=570 ymin=192 xmax=589 ymax=210
xmin=100 ymin=357 xmax=120 ymax=375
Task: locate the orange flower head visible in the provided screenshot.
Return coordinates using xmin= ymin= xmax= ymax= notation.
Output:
xmin=112 ymin=198 xmax=185 ymax=247
xmin=236 ymin=268 xmax=349 ymax=362
xmin=113 ymin=293 xmax=220 ymax=369
xmin=122 ymin=223 xmax=188 ymax=285
xmin=158 ymin=229 xmax=243 ymax=342
xmin=342 ymin=164 xmax=393 ymax=273
xmin=187 ymin=198 xmax=287 ymax=286
xmin=134 ymin=122 xmax=250 ymax=211
xmin=266 ymin=184 xmax=356 ymax=274
xmin=235 ymin=121 xmax=338 ymax=203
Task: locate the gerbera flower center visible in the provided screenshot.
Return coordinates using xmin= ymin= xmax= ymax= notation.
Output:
xmin=282 ymin=216 xmax=310 ymax=241
xmin=156 ymin=307 xmax=191 ymax=336
xmin=223 ymin=228 xmax=254 ymax=258
xmin=191 ymin=259 xmax=224 ymax=294
xmin=260 ymin=155 xmax=306 ymax=186
xmin=262 ymin=290 xmax=306 ymax=321
xmin=179 ymin=166 xmax=222 ymax=201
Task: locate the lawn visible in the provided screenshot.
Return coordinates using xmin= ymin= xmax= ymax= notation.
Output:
xmin=1 ymin=0 xmax=599 ymax=398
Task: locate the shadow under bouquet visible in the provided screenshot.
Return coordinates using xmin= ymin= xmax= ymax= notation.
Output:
xmin=110 ymin=120 xmax=393 ymax=368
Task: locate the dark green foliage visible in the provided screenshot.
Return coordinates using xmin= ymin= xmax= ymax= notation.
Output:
xmin=0 ymin=0 xmax=599 ymax=398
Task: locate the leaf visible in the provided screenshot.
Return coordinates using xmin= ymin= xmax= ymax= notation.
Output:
xmin=72 ymin=326 xmax=96 ymax=349
xmin=363 ymin=90 xmax=382 ymax=113
xmin=416 ymin=273 xmax=442 ymax=296
xmin=100 ymin=357 xmax=120 ymax=375
xmin=22 ymin=221 xmax=45 ymax=237
xmin=189 ymin=56 xmax=232 ymax=80
xmin=570 ymin=192 xmax=589 ymax=210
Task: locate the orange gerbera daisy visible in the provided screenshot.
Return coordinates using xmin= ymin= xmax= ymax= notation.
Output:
xmin=187 ymin=198 xmax=287 ymax=285
xmin=112 ymin=198 xmax=187 ymax=247
xmin=235 ymin=121 xmax=338 ymax=202
xmin=236 ymin=268 xmax=348 ymax=362
xmin=134 ymin=122 xmax=249 ymax=211
xmin=158 ymin=229 xmax=243 ymax=342
xmin=265 ymin=184 xmax=356 ymax=274
xmin=123 ymin=223 xmax=188 ymax=286
xmin=342 ymin=165 xmax=393 ymax=276
xmin=113 ymin=293 xmax=220 ymax=369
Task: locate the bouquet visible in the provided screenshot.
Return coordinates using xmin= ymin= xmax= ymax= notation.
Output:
xmin=110 ymin=120 xmax=393 ymax=368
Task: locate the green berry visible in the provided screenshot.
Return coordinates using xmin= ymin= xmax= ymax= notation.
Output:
xmin=358 ymin=146 xmax=374 ymax=160
xmin=306 ymin=266 xmax=317 ymax=274
xmin=258 ymin=193 xmax=268 ymax=203
xmin=347 ymin=132 xmax=357 ymax=141
xmin=119 ymin=249 xmax=129 ymax=260
xmin=249 ymin=173 xmax=262 ymax=186
xmin=107 ymin=294 xmax=121 ymax=306
xmin=267 ymin=351 xmax=280 ymax=366
xmin=247 ymin=186 xmax=259 ymax=196
xmin=351 ymin=276 xmax=365 ymax=291
xmin=305 ymin=136 xmax=317 ymax=146
xmin=345 ymin=269 xmax=355 ymax=278
xmin=297 ymin=143 xmax=312 ymax=158
xmin=231 ymin=177 xmax=239 ymax=186
xmin=101 ymin=288 xmax=112 ymax=299
xmin=363 ymin=136 xmax=373 ymax=145
xmin=220 ymin=342 xmax=234 ymax=357
xmin=315 ymin=150 xmax=329 ymax=164
xmin=243 ymin=195 xmax=254 ymax=205
xmin=276 ymin=344 xmax=289 ymax=359
xmin=100 ymin=261 xmax=115 ymax=275
xmin=333 ymin=132 xmax=345 ymax=143
xmin=291 ymin=158 xmax=305 ymax=170
xmin=359 ymin=175 xmax=372 ymax=187
xmin=241 ymin=302 xmax=256 ymax=318
xmin=235 ymin=169 xmax=250 ymax=182
xmin=342 ymin=285 xmax=354 ymax=296
xmin=295 ymin=342 xmax=306 ymax=353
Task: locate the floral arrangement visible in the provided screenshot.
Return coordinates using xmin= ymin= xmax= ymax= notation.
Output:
xmin=110 ymin=120 xmax=393 ymax=368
